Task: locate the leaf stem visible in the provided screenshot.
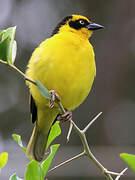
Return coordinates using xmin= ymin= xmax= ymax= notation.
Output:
xmin=0 ymin=59 xmax=36 ymax=85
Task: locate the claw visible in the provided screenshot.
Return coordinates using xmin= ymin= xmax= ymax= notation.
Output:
xmin=57 ymin=111 xmax=72 ymax=123
xmin=49 ymin=90 xmax=60 ymax=108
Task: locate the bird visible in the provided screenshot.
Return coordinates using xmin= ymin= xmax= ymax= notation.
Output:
xmin=26 ymin=14 xmax=104 ymax=162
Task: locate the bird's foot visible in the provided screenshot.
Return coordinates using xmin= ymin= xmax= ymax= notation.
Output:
xmin=49 ymin=90 xmax=60 ymax=108
xmin=57 ymin=111 xmax=72 ymax=123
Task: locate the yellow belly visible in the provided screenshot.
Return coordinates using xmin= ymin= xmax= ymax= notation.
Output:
xmin=26 ymin=32 xmax=96 ymax=111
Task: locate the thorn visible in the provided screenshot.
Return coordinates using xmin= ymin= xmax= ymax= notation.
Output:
xmin=115 ymin=167 xmax=128 ymax=180
xmin=83 ymin=112 xmax=102 ymax=133
xmin=67 ymin=121 xmax=73 ymax=142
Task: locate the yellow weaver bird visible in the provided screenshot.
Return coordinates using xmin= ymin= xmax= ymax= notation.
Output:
xmin=26 ymin=15 xmax=104 ymax=161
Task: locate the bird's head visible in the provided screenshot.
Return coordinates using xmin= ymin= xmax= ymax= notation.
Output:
xmin=51 ymin=15 xmax=104 ymax=39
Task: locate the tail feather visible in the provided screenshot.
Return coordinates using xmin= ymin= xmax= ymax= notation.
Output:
xmin=26 ymin=123 xmax=48 ymax=162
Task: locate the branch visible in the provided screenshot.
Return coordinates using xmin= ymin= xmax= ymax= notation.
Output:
xmin=71 ymin=119 xmax=113 ymax=180
xmin=49 ymin=103 xmax=112 ymax=179
xmin=48 ymin=151 xmax=85 ymax=173
xmin=83 ymin=112 xmax=102 ymax=133
xmin=51 ymin=100 xmax=127 ymax=180
xmin=0 ymin=59 xmax=127 ymax=180
xmin=115 ymin=168 xmax=128 ymax=180
xmin=67 ymin=122 xmax=73 ymax=142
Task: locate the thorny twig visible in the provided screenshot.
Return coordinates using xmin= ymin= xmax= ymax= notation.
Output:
xmin=49 ymin=101 xmax=127 ymax=180
xmin=0 ymin=59 xmax=128 ymax=180
xmin=48 ymin=152 xmax=85 ymax=172
xmin=115 ymin=168 xmax=128 ymax=180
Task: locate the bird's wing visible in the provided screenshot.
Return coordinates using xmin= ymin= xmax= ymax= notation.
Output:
xmin=29 ymin=95 xmax=37 ymax=123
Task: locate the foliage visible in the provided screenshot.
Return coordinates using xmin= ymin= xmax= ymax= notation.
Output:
xmin=25 ymin=144 xmax=59 ymax=180
xmin=0 ymin=152 xmax=8 ymax=169
xmin=0 ymin=26 xmax=17 ymax=64
xmin=0 ymin=27 xmax=61 ymax=179
xmin=120 ymin=153 xmax=135 ymax=172
xmin=9 ymin=173 xmax=23 ymax=180
xmin=12 ymin=126 xmax=60 ymax=179
xmin=36 ymin=79 xmax=51 ymax=100
xmin=46 ymin=121 xmax=61 ymax=149
xmin=12 ymin=134 xmax=26 ymax=153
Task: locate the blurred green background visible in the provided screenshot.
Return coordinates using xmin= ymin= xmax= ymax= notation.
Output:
xmin=0 ymin=0 xmax=135 ymax=179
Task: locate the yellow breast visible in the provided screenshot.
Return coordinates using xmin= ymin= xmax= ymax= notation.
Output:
xmin=26 ymin=31 xmax=96 ymax=110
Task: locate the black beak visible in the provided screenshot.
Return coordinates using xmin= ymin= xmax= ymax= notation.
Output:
xmin=86 ymin=22 xmax=104 ymax=30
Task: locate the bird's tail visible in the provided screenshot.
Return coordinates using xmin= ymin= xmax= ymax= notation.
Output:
xmin=26 ymin=123 xmax=49 ymax=162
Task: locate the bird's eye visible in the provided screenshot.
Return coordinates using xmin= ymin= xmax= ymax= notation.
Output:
xmin=79 ymin=20 xmax=85 ymax=25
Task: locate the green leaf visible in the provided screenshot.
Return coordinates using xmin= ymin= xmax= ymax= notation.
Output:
xmin=36 ymin=79 xmax=51 ymax=100
xmin=12 ymin=134 xmax=23 ymax=146
xmin=0 ymin=30 xmax=3 ymax=36
xmin=0 ymin=36 xmax=10 ymax=61
xmin=11 ymin=40 xmax=17 ymax=64
xmin=0 ymin=152 xmax=8 ymax=168
xmin=9 ymin=173 xmax=23 ymax=180
xmin=3 ymin=26 xmax=17 ymax=64
xmin=25 ymin=145 xmax=59 ymax=180
xmin=46 ymin=121 xmax=61 ymax=149
xmin=0 ymin=26 xmax=17 ymax=64
xmin=41 ymin=144 xmax=60 ymax=178
xmin=25 ymin=160 xmax=43 ymax=180
xmin=12 ymin=134 xmax=26 ymax=153
xmin=120 ymin=153 xmax=135 ymax=172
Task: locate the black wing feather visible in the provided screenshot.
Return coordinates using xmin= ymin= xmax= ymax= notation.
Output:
xmin=30 ymin=95 xmax=37 ymax=123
